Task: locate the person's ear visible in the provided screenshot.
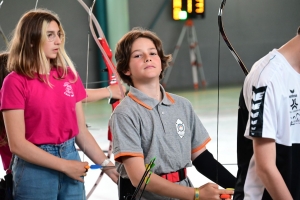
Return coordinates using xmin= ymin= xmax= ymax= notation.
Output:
xmin=124 ymin=70 xmax=131 ymax=76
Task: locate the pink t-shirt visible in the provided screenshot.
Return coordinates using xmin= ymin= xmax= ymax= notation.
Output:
xmin=0 ymin=67 xmax=87 ymax=145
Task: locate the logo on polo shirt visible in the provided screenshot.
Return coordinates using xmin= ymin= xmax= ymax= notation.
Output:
xmin=64 ymin=82 xmax=74 ymax=97
xmin=176 ymin=119 xmax=185 ymax=138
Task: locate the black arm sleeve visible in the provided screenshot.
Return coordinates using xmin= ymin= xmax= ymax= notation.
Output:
xmin=192 ymin=149 xmax=236 ymax=189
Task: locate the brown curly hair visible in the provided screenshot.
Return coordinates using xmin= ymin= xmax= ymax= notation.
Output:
xmin=0 ymin=52 xmax=9 ymax=147
xmin=115 ymin=27 xmax=172 ymax=86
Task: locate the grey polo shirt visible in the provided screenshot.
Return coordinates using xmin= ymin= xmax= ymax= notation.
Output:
xmin=110 ymin=85 xmax=210 ymax=178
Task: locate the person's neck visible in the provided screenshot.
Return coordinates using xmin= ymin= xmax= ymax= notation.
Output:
xmin=38 ymin=68 xmax=51 ymax=75
xmin=278 ymin=35 xmax=300 ymax=73
xmin=134 ymin=82 xmax=162 ymax=101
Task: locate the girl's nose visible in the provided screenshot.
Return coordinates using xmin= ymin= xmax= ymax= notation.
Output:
xmin=54 ymin=35 xmax=62 ymax=44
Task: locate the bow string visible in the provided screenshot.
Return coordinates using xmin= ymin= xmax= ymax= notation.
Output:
xmin=0 ymin=0 xmax=8 ymax=47
xmin=216 ymin=0 xmax=249 ymax=192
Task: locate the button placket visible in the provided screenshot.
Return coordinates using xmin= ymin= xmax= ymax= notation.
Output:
xmin=158 ymin=104 xmax=169 ymax=134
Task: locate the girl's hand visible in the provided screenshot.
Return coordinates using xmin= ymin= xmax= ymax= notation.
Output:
xmin=62 ymin=160 xmax=89 ymax=182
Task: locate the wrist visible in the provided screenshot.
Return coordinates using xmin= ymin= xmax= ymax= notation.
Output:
xmin=101 ymin=158 xmax=110 ymax=167
xmin=194 ymin=188 xmax=199 ymax=200
xmin=106 ymin=86 xmax=112 ymax=100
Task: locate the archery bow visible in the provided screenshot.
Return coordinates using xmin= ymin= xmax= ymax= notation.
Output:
xmin=217 ymin=1 xmax=249 ymax=199
xmin=77 ymin=0 xmax=124 ymax=198
xmin=218 ymin=0 xmax=248 ymax=76
xmin=217 ymin=0 xmax=249 ymax=164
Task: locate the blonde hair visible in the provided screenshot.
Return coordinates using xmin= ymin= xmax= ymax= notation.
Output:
xmin=8 ymin=8 xmax=77 ymax=85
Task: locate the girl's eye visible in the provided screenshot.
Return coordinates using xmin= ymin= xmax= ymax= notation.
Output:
xmin=47 ymin=33 xmax=54 ymax=39
xmin=47 ymin=32 xmax=64 ymax=42
xmin=150 ymin=52 xmax=157 ymax=55
xmin=57 ymin=32 xmax=64 ymax=39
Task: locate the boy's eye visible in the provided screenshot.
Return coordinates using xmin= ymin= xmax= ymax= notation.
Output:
xmin=134 ymin=54 xmax=142 ymax=58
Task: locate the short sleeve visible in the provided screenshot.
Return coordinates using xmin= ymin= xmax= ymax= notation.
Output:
xmin=110 ymin=112 xmax=144 ymax=163
xmin=0 ymin=74 xmax=25 ymax=111
xmin=245 ymin=83 xmax=277 ymax=139
xmin=74 ymin=73 xmax=87 ymax=102
xmin=190 ymin=107 xmax=211 ymax=153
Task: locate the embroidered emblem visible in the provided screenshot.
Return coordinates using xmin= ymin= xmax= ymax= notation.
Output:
xmin=176 ymin=119 xmax=185 ymax=138
xmin=64 ymin=82 xmax=74 ymax=97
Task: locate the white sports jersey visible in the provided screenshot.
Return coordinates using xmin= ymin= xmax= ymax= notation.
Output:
xmin=242 ymin=49 xmax=300 ymax=199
